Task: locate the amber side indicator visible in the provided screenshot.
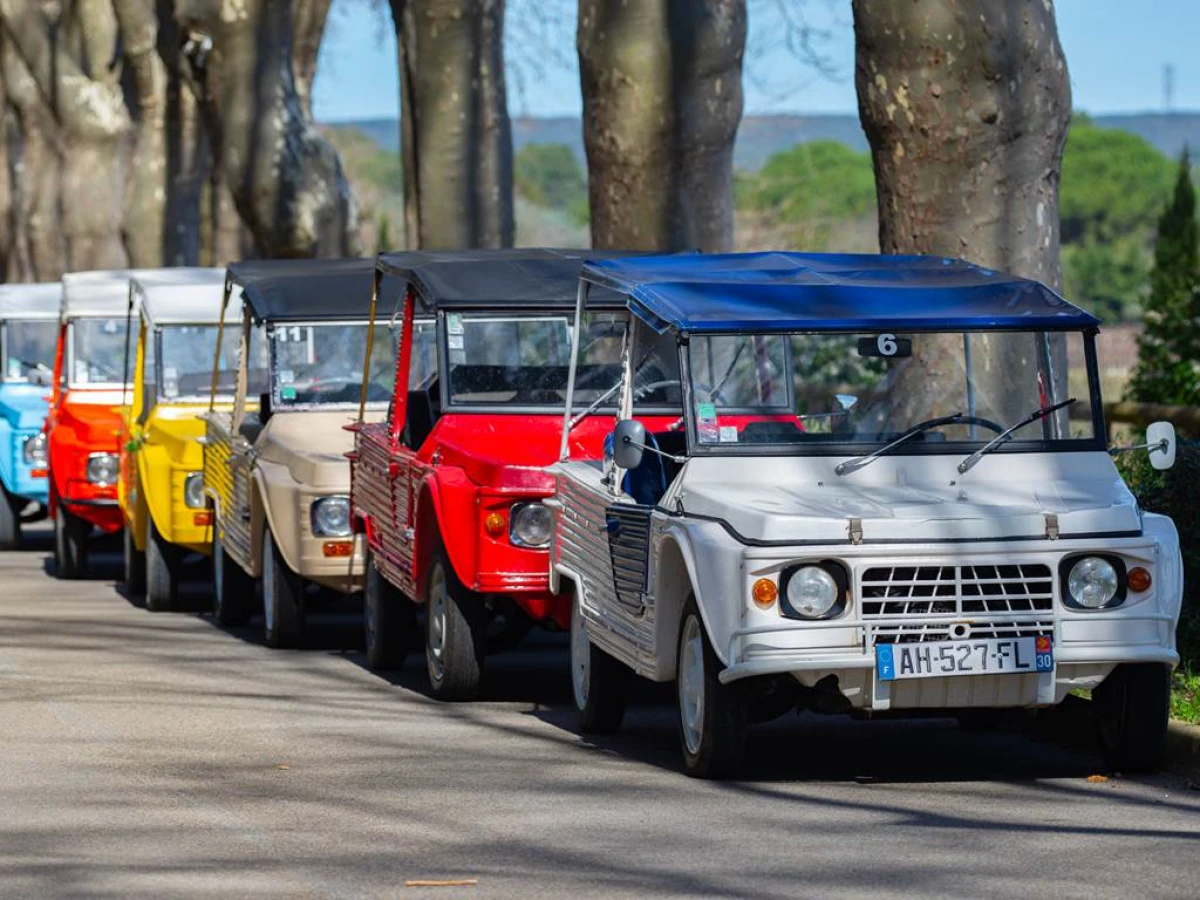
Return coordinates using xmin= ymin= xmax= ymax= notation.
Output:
xmin=1127 ymin=566 xmax=1152 ymax=593
xmin=323 ymin=541 xmax=353 ymax=558
xmin=752 ymin=578 xmax=778 ymax=609
xmin=484 ymin=512 xmax=506 ymax=535
xmin=193 ymin=511 xmax=213 ymax=526
xmin=31 ymin=469 xmax=48 ymax=478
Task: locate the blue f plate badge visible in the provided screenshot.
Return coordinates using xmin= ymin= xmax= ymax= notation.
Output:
xmin=876 ymin=636 xmax=1053 ymax=681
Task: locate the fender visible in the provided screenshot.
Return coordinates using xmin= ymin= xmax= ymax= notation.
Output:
xmin=412 ymin=466 xmax=478 ymax=598
xmin=250 ymin=462 xmax=291 ymax=575
xmin=651 ymin=524 xmax=713 ymax=679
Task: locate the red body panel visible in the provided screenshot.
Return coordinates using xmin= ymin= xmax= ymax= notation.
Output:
xmin=350 ymin=412 xmax=677 ymax=629
xmin=46 ymin=392 xmax=126 ymax=531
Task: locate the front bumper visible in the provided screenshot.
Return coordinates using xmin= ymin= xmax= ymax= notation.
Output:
xmin=711 ymin=532 xmax=1181 ymax=711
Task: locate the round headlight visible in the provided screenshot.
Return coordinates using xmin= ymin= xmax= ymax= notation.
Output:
xmin=1068 ymin=556 xmax=1119 ymax=608
xmin=510 ymin=502 xmax=552 ymax=548
xmin=184 ymin=472 xmax=205 ymax=509
xmin=311 ymin=496 xmax=351 ymax=537
xmin=86 ymin=453 xmax=119 ymax=485
xmin=785 ymin=566 xmax=839 ymax=619
xmin=23 ymin=433 xmax=47 ymax=467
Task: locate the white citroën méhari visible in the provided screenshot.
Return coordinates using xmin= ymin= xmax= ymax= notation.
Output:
xmin=548 ymin=252 xmax=1182 ymax=778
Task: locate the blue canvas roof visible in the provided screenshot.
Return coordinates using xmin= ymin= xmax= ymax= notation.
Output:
xmin=581 ymin=252 xmax=1099 ymax=334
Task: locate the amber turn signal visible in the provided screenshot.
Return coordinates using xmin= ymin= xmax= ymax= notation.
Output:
xmin=322 ymin=541 xmax=353 ymax=558
xmin=751 ymin=578 xmax=778 ymax=609
xmin=1127 ymin=566 xmax=1152 ymax=593
xmin=193 ymin=511 xmax=213 ymax=526
xmin=484 ymin=512 xmax=506 ymax=535
xmin=30 ymin=469 xmax=48 ymax=478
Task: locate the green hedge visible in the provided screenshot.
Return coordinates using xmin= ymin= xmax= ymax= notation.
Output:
xmin=1120 ymin=442 xmax=1200 ymax=665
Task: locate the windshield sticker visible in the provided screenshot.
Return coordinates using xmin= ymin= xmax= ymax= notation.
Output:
xmin=447 ymin=314 xmax=465 ymax=335
xmin=719 ymin=425 xmax=739 ymax=443
xmin=697 ymin=402 xmax=719 ymax=442
xmin=7 ymin=359 xmax=19 ymax=378
xmin=281 ymin=386 xmax=297 ymax=401
xmin=448 ymin=333 xmax=465 ymax=351
xmin=278 ymin=369 xmax=294 ymax=384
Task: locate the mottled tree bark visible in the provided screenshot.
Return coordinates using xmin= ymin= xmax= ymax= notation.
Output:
xmin=292 ymin=0 xmax=330 ymax=119
xmin=578 ymin=0 xmax=745 ymax=252
xmin=853 ymin=0 xmax=1071 ymax=424
xmin=1 ymin=36 xmax=64 ymax=280
xmin=114 ymin=0 xmax=168 ymax=267
xmin=0 ymin=0 xmax=130 ymax=270
xmin=392 ymin=0 xmax=514 ymax=249
xmin=0 ymin=40 xmax=11 ymax=279
xmin=177 ymin=0 xmax=358 ymax=258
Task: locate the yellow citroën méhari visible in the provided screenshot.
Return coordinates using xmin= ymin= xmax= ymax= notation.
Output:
xmin=119 ymin=268 xmax=244 ymax=610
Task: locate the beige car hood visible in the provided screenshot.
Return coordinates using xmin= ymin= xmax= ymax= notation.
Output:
xmin=255 ymin=410 xmax=363 ymax=489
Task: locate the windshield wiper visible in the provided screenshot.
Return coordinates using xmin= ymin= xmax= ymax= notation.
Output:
xmin=956 ymin=397 xmax=1077 ymax=475
xmin=836 ymin=413 xmax=965 ymax=476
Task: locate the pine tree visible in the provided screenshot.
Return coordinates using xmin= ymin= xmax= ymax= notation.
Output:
xmin=1127 ymin=149 xmax=1200 ymax=406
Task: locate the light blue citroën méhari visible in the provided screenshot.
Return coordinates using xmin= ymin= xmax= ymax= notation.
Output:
xmin=0 ymin=283 xmax=62 ymax=548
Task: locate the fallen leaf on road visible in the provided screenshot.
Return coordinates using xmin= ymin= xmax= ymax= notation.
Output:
xmin=405 ymin=879 xmax=479 ymax=888
xmin=1086 ymin=774 xmax=1109 ymax=783
xmin=275 ymin=763 xmax=292 ymax=770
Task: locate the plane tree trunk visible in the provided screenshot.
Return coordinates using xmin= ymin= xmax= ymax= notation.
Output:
xmin=176 ymin=0 xmax=359 ymax=258
xmin=578 ymin=0 xmax=745 ymax=252
xmin=0 ymin=0 xmax=131 ymax=270
xmin=391 ymin=0 xmax=514 ymax=250
xmin=853 ymin=0 xmax=1072 ymax=425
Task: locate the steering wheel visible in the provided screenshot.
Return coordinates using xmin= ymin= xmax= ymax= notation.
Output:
xmin=633 ymin=378 xmax=681 ymax=401
xmin=693 ymin=381 xmax=731 ymax=406
xmin=956 ymin=415 xmax=1006 ymax=434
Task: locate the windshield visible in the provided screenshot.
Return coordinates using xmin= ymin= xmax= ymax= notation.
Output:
xmin=272 ymin=322 xmax=390 ymax=408
xmin=687 ymin=330 xmax=1097 ymax=451
xmin=153 ymin=326 xmax=223 ymax=403
xmin=69 ymin=317 xmax=131 ymax=386
xmin=446 ymin=313 xmax=573 ymax=407
xmin=3 ymin=320 xmax=57 ymax=383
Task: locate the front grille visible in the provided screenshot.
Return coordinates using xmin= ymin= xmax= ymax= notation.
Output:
xmin=860 ymin=563 xmax=1054 ymax=617
xmin=872 ymin=620 xmax=1053 ymax=645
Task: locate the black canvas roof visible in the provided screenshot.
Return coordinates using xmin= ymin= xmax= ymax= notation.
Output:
xmin=376 ymin=248 xmax=639 ymax=314
xmin=227 ymin=258 xmax=378 ymax=322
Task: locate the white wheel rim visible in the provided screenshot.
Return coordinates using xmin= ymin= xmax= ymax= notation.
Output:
xmin=263 ymin=536 xmax=276 ymax=634
xmin=570 ymin=595 xmax=590 ymax=711
xmin=427 ymin=564 xmax=447 ymax=680
xmin=679 ymin=616 xmax=706 ymax=756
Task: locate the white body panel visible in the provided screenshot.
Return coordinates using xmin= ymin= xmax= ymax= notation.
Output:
xmin=550 ymin=450 xmax=1182 ymax=711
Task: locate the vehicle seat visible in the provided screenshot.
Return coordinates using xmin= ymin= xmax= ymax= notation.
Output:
xmin=402 ymin=378 xmax=441 ymax=450
xmin=622 ymin=432 xmax=668 ymax=507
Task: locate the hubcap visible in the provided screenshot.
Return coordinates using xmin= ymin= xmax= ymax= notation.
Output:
xmin=679 ymin=616 xmax=706 ymax=756
xmin=263 ymin=537 xmax=276 ymax=634
xmin=570 ymin=596 xmax=590 ymax=710
xmin=427 ymin=564 xmax=447 ymax=681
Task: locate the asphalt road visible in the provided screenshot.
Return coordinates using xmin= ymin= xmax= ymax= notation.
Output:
xmin=1 ymin=524 xmax=1199 ymax=900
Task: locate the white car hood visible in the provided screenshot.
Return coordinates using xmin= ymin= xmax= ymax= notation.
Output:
xmin=673 ymin=451 xmax=1140 ymax=543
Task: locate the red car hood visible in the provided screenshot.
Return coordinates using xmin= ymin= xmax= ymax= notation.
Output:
xmin=56 ymin=392 xmax=126 ymax=449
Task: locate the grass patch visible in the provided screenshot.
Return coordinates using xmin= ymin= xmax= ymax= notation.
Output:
xmin=1171 ymin=669 xmax=1200 ymax=724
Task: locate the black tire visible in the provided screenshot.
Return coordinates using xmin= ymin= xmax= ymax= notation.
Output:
xmin=676 ymin=600 xmax=747 ymax=779
xmin=0 ymin=488 xmax=22 ymax=550
xmin=571 ymin=590 xmax=630 ymax=733
xmin=424 ymin=547 xmax=485 ymax=701
xmin=1094 ymin=663 xmax=1171 ymax=773
xmin=123 ymin=526 xmax=147 ymax=595
xmin=263 ymin=531 xmax=304 ymax=648
xmin=145 ymin=521 xmax=181 ymax=612
xmin=212 ymin=528 xmax=255 ymax=626
xmin=54 ymin=504 xmax=89 ymax=579
xmin=364 ymin=548 xmax=416 ymax=670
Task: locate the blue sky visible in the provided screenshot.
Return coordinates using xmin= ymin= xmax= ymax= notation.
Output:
xmin=314 ymin=0 xmax=1200 ymax=122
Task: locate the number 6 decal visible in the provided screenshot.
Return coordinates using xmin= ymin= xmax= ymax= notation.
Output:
xmin=876 ymin=333 xmax=898 ymax=356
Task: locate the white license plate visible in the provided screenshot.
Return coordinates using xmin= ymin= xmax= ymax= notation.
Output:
xmin=875 ymin=636 xmax=1053 ymax=682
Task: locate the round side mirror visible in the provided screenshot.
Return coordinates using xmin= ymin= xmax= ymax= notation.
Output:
xmin=1148 ymin=420 xmax=1177 ymax=471
xmin=612 ymin=419 xmax=646 ymax=471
